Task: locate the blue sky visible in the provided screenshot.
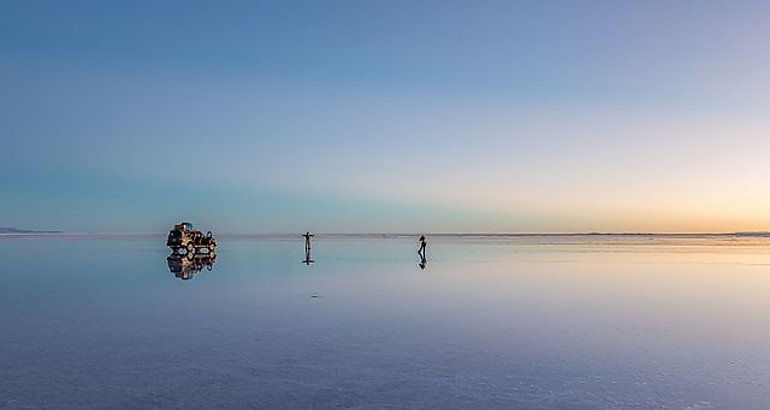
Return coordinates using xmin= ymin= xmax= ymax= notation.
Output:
xmin=2 ymin=1 xmax=769 ymax=233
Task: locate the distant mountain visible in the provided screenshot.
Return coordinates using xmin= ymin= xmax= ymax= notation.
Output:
xmin=0 ymin=227 xmax=62 ymax=234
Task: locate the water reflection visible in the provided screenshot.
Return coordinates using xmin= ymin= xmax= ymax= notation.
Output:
xmin=166 ymin=252 xmax=217 ymax=280
xmin=4 ymin=236 xmax=770 ymax=409
xmin=303 ymin=248 xmax=314 ymax=266
xmin=418 ymin=253 xmax=427 ymax=270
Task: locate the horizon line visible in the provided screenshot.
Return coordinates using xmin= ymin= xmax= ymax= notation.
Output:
xmin=2 ymin=231 xmax=770 ymax=237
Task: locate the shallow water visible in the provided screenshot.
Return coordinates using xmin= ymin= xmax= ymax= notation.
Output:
xmin=1 ymin=235 xmax=769 ymax=409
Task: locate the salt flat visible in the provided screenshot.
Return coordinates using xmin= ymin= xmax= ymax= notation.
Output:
xmin=1 ymin=235 xmax=769 ymax=409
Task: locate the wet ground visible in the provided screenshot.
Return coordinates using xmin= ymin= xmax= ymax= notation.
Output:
xmin=1 ymin=235 xmax=769 ymax=409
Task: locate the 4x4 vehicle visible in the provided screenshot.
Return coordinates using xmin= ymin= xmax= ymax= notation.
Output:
xmin=166 ymin=222 xmax=217 ymax=254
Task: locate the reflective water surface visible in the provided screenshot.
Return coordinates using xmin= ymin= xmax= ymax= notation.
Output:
xmin=1 ymin=235 xmax=770 ymax=409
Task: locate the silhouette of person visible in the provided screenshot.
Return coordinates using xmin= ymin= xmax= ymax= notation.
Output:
xmin=303 ymin=231 xmax=314 ymax=252
xmin=418 ymin=234 xmax=427 ymax=256
xmin=302 ymin=231 xmax=314 ymax=265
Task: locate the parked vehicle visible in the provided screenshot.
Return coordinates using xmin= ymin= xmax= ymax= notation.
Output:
xmin=166 ymin=222 xmax=216 ymax=254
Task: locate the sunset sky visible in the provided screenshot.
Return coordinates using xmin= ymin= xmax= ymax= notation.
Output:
xmin=2 ymin=1 xmax=769 ymax=233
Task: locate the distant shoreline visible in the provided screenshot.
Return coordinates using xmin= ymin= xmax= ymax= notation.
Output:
xmin=0 ymin=228 xmax=62 ymax=234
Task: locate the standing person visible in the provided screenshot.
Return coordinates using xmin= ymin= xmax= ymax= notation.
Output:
xmin=418 ymin=234 xmax=427 ymax=256
xmin=302 ymin=231 xmax=315 ymax=265
xmin=303 ymin=231 xmax=314 ymax=254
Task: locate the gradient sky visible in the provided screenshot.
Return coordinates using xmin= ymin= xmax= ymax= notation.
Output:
xmin=2 ymin=1 xmax=769 ymax=233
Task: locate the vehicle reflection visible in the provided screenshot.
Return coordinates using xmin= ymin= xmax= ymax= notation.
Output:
xmin=167 ymin=252 xmax=217 ymax=280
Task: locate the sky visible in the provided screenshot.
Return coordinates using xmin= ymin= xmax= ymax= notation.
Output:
xmin=2 ymin=1 xmax=769 ymax=233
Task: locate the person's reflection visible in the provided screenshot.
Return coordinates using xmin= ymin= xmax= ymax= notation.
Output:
xmin=303 ymin=247 xmax=314 ymax=266
xmin=167 ymin=252 xmax=216 ymax=280
xmin=418 ymin=253 xmax=427 ymax=270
